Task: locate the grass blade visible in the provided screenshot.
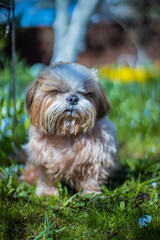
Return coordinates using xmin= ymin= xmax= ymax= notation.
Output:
xmin=34 ymin=222 xmax=55 ymax=240
xmin=135 ymin=176 xmax=160 ymax=198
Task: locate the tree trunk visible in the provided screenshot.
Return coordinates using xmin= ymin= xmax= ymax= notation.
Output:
xmin=52 ymin=0 xmax=69 ymax=62
xmin=136 ymin=46 xmax=150 ymax=66
xmin=52 ymin=0 xmax=100 ymax=63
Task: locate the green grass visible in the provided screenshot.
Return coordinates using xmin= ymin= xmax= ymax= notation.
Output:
xmin=0 ymin=59 xmax=160 ymax=239
xmin=101 ymin=78 xmax=160 ymax=159
xmin=1 ymin=160 xmax=160 ymax=239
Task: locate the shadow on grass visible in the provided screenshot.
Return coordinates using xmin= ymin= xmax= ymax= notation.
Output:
xmin=132 ymin=226 xmax=160 ymax=240
xmin=108 ymin=157 xmax=160 ymax=190
xmin=1 ymin=197 xmax=48 ymax=240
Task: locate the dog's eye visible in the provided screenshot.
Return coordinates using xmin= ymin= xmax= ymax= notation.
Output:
xmin=85 ymin=92 xmax=93 ymax=98
xmin=52 ymin=90 xmax=60 ymax=94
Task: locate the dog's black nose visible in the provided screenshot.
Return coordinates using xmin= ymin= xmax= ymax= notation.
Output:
xmin=66 ymin=94 xmax=79 ymax=105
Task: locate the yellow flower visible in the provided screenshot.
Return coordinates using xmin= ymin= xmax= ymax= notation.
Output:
xmin=99 ymin=65 xmax=153 ymax=83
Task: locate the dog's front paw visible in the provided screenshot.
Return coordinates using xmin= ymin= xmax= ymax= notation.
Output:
xmin=81 ymin=190 xmax=102 ymax=197
xmin=36 ymin=180 xmax=59 ymax=197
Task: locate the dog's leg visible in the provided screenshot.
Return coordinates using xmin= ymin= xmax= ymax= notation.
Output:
xmin=20 ymin=165 xmax=39 ymax=184
xmin=76 ymin=178 xmax=102 ymax=196
xmin=20 ymin=165 xmax=59 ymax=197
xmin=35 ymin=167 xmax=59 ymax=197
xmin=36 ymin=178 xmax=59 ymax=197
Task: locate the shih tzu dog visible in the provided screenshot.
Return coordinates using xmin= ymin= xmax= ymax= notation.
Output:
xmin=22 ymin=62 xmax=118 ymax=197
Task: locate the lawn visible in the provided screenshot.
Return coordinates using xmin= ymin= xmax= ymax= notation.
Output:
xmin=0 ymin=59 xmax=160 ymax=239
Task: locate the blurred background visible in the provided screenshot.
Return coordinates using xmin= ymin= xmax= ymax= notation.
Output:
xmin=0 ymin=0 xmax=160 ymax=165
xmin=1 ymin=0 xmax=160 ymax=66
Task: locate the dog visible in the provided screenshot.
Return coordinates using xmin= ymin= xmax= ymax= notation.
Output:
xmin=22 ymin=62 xmax=118 ymax=197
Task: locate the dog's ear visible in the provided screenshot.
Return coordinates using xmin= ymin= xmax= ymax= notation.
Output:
xmin=97 ymin=82 xmax=111 ymax=119
xmin=26 ymin=79 xmax=40 ymax=115
xmin=90 ymin=68 xmax=111 ymax=119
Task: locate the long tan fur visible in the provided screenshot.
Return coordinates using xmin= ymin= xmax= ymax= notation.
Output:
xmin=22 ymin=62 xmax=118 ymax=197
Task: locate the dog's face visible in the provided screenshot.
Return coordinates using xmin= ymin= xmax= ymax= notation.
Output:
xmin=26 ymin=62 xmax=110 ymax=136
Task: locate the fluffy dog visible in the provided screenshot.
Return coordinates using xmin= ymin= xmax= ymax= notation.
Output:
xmin=22 ymin=62 xmax=118 ymax=197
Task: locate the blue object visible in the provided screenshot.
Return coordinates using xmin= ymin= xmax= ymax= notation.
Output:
xmin=138 ymin=215 xmax=152 ymax=228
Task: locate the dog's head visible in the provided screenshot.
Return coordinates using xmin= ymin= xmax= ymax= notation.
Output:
xmin=26 ymin=62 xmax=110 ymax=135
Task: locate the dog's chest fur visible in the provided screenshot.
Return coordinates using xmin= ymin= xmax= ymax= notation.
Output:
xmin=25 ymin=117 xmax=117 ymax=185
